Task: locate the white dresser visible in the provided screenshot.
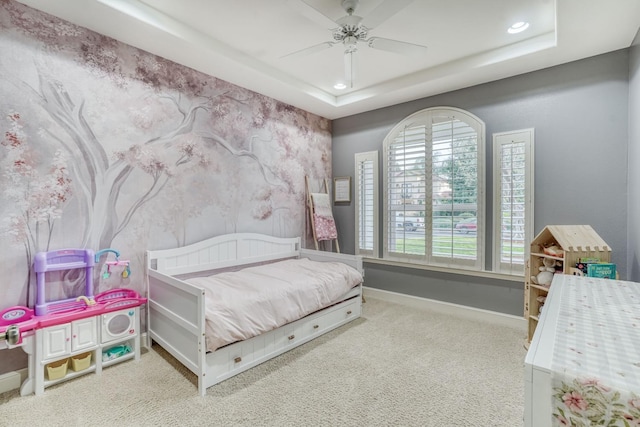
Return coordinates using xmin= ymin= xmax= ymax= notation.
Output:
xmin=524 ymin=274 xmax=640 ymax=427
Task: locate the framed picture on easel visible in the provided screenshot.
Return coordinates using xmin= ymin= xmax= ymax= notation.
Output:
xmin=333 ymin=176 xmax=351 ymax=203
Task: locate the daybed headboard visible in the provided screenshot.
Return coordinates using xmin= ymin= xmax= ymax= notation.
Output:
xmin=147 ymin=233 xmax=301 ymax=276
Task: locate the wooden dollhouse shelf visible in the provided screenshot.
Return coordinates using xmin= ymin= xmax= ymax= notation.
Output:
xmin=529 ymin=284 xmax=550 ymax=292
xmin=530 ymin=252 xmax=564 ymax=261
xmin=524 ymin=225 xmax=612 ymax=344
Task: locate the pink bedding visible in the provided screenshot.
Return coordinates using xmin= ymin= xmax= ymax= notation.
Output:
xmin=186 ymin=257 xmax=363 ymax=352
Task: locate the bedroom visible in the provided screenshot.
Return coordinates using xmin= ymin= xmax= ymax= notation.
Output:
xmin=0 ymin=0 xmax=639 ymax=424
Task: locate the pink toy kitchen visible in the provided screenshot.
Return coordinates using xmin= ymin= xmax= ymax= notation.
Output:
xmin=0 ymin=248 xmax=146 ymax=396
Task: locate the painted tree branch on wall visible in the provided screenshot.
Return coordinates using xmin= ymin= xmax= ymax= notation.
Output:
xmin=5 ymin=76 xmax=286 ymax=298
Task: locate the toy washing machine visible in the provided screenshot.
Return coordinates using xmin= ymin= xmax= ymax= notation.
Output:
xmin=101 ymin=308 xmax=137 ymax=344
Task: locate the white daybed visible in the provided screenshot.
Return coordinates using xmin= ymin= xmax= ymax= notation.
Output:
xmin=146 ymin=233 xmax=363 ymax=396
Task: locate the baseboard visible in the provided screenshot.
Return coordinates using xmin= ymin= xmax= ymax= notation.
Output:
xmin=363 ymin=286 xmax=526 ymax=331
xmin=0 ymin=368 xmax=28 ymax=395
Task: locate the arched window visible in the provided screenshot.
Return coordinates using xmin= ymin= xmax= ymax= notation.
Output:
xmin=383 ymin=107 xmax=485 ymax=270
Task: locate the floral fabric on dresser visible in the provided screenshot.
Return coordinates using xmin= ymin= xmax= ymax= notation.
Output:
xmin=550 ymin=275 xmax=640 ymax=426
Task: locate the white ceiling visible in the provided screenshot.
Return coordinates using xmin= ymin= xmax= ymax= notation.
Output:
xmin=16 ymin=0 xmax=640 ymax=119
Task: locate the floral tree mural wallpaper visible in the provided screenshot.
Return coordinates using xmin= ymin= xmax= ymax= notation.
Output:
xmin=0 ymin=0 xmax=332 ymax=373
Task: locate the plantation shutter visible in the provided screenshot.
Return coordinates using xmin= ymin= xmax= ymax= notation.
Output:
xmin=385 ymin=122 xmax=427 ymax=259
xmin=383 ymin=107 xmax=485 ymax=270
xmin=430 ymin=114 xmax=480 ymax=267
xmin=493 ymin=129 xmax=534 ymax=275
xmin=355 ymin=151 xmax=378 ymax=257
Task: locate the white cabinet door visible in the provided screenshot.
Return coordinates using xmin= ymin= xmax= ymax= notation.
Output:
xmin=42 ymin=324 xmax=71 ymax=360
xmin=72 ymin=317 xmax=97 ymax=351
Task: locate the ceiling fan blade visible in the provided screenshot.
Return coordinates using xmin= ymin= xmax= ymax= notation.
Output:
xmin=281 ymin=41 xmax=336 ymax=59
xmin=286 ymin=0 xmax=339 ymax=29
xmin=367 ymin=37 xmax=428 ymax=56
xmin=344 ymin=50 xmax=355 ymax=89
xmin=361 ymin=0 xmax=414 ymax=30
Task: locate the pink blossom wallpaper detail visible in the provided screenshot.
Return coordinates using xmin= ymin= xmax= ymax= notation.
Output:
xmin=0 ymin=0 xmax=332 ymax=313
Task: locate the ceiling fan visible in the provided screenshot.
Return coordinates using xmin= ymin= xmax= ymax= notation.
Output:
xmin=284 ymin=0 xmax=428 ymax=89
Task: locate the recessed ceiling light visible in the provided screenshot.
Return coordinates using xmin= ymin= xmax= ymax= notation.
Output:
xmin=334 ymin=82 xmax=347 ymax=90
xmin=508 ymin=21 xmax=530 ymax=34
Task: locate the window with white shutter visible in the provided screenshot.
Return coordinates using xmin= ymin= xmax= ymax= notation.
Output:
xmin=355 ymin=151 xmax=379 ymax=257
xmin=493 ymin=129 xmax=534 ymax=275
xmin=383 ymin=107 xmax=485 ymax=270
xmin=386 ymin=122 xmax=427 ymax=259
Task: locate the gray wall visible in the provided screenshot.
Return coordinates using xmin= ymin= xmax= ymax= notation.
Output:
xmin=333 ymin=50 xmax=630 ymax=316
xmin=628 ymin=31 xmax=640 ymax=282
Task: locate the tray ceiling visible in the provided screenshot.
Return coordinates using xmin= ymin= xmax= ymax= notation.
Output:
xmin=16 ymin=0 xmax=640 ymax=119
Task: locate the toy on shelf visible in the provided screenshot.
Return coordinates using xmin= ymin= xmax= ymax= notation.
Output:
xmin=34 ymin=249 xmax=95 ymax=316
xmin=102 ymin=344 xmax=132 ymax=362
xmin=531 ymin=257 xmax=557 ymax=287
xmin=543 ymin=244 xmax=564 ymax=258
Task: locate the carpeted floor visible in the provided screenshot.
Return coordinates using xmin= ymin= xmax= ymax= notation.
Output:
xmin=0 ymin=297 xmax=526 ymax=426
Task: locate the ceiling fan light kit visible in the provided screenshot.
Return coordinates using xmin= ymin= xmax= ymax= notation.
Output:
xmin=286 ymin=0 xmax=428 ymax=89
xmin=341 ymin=0 xmax=360 ymax=15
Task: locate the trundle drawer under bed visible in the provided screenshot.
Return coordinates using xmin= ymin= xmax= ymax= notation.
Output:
xmin=208 ymin=295 xmax=361 ymax=379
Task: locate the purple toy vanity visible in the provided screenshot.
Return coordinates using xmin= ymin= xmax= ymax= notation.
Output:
xmin=0 ymin=248 xmax=146 ymax=396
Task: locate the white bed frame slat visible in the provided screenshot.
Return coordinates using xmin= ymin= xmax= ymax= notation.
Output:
xmin=146 ymin=233 xmax=362 ymax=396
xmin=148 ymin=233 xmax=300 ymax=277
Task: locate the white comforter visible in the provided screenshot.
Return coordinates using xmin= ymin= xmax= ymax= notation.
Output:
xmin=186 ymin=257 xmax=363 ymax=352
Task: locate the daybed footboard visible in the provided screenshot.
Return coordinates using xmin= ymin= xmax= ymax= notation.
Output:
xmin=147 ymin=269 xmax=208 ymax=395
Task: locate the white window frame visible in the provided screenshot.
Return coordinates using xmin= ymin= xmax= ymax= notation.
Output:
xmin=382 ymin=107 xmax=485 ymax=271
xmin=354 ymin=151 xmax=379 ymax=257
xmin=492 ymin=128 xmax=535 ymax=276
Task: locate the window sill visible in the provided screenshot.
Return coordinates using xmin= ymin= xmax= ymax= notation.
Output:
xmin=361 ymin=257 xmax=524 ymax=282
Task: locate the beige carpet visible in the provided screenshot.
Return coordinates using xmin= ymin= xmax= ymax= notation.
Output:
xmin=0 ymin=297 xmax=526 ymax=426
